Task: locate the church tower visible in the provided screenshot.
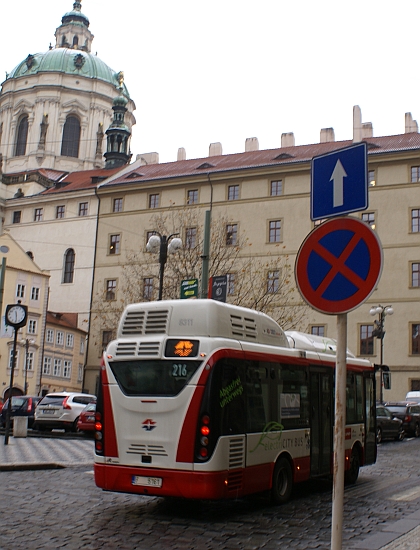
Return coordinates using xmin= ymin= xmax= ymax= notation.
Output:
xmin=0 ymin=1 xmax=135 ymax=180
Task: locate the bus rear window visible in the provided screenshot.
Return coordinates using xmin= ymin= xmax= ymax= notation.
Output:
xmin=108 ymin=359 xmax=202 ymax=396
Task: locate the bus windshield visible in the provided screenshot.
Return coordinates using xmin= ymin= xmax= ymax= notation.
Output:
xmin=108 ymin=359 xmax=203 ymax=397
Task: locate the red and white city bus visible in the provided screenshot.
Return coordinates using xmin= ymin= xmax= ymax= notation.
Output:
xmin=94 ymin=300 xmax=376 ymax=503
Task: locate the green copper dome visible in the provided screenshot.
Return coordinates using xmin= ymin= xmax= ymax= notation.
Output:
xmin=7 ymin=48 xmax=130 ymax=97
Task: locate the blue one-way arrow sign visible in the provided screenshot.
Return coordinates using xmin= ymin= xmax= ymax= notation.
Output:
xmin=311 ymin=142 xmax=368 ymax=221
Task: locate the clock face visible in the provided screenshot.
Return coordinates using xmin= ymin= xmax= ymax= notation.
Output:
xmin=6 ymin=305 xmax=27 ymax=325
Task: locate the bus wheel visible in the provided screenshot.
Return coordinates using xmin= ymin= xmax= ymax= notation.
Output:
xmin=271 ymin=457 xmax=293 ymax=505
xmin=345 ymin=447 xmax=360 ymax=485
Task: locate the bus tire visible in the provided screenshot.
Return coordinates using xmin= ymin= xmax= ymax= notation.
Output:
xmin=345 ymin=447 xmax=360 ymax=485
xmin=271 ymin=457 xmax=293 ymax=505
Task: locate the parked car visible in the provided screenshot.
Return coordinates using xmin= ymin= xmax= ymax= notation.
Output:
xmin=34 ymin=392 xmax=96 ymax=432
xmin=77 ymin=403 xmax=96 ymax=434
xmin=384 ymin=402 xmax=420 ymax=438
xmin=376 ymin=404 xmax=404 ymax=443
xmin=405 ymin=391 xmax=420 ymax=404
xmin=0 ymin=395 xmax=42 ymax=428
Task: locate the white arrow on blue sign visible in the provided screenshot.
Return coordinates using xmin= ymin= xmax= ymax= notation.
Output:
xmin=311 ymin=142 xmax=368 ymax=221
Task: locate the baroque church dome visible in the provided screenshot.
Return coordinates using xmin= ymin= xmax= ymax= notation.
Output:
xmin=0 ymin=0 xmax=135 ymax=177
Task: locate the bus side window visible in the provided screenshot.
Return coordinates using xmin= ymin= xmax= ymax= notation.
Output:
xmin=219 ymin=359 xmax=246 ymax=435
xmin=246 ymin=364 xmax=269 ymax=433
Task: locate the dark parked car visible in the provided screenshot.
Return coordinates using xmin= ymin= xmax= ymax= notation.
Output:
xmin=384 ymin=402 xmax=420 ymax=438
xmin=376 ymin=404 xmax=405 ymax=443
xmin=0 ymin=395 xmax=42 ymax=428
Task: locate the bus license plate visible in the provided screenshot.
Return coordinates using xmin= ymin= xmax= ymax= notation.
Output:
xmin=132 ymin=475 xmax=162 ymax=488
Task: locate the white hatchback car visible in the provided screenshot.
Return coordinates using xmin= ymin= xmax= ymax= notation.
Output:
xmin=34 ymin=392 xmax=96 ymax=432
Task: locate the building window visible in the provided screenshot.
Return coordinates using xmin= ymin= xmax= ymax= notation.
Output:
xmin=109 ymin=234 xmax=120 ymax=255
xmin=360 ymin=325 xmax=374 ymax=355
xmin=362 ymin=212 xmax=375 ymax=229
xmin=56 ymin=205 xmax=65 ymax=219
xmin=143 ymin=277 xmax=154 ymax=300
xmin=16 ymin=284 xmax=25 ymax=299
xmin=31 ymin=287 xmax=40 ymax=301
xmin=187 ymin=189 xmax=198 ymax=204
xmin=26 ymin=352 xmax=34 ymax=372
xmin=78 ymin=364 xmax=83 ymax=382
xmin=61 ymin=115 xmax=80 ymax=158
xmin=411 ymin=166 xmax=420 ymax=183
xmin=411 ymin=324 xmax=420 ymax=355
xmin=368 ymin=170 xmax=376 ymax=186
xmin=269 ymin=220 xmax=282 ymax=243
xmin=227 ymin=273 xmax=236 ymax=295
xmin=228 ymin=185 xmax=239 ymax=201
xmin=56 ymin=331 xmax=64 ymax=345
xmin=411 ymin=209 xmax=420 ymax=233
xmin=185 ymin=227 xmax=197 ymax=249
xmin=78 ymin=202 xmax=88 ymax=216
xmin=66 ymin=334 xmax=74 ymax=348
xmin=34 ymin=208 xmax=43 ymax=222
xmin=271 ymin=180 xmax=283 ymax=196
xmin=63 ymin=248 xmax=75 ymax=283
xmin=411 ymin=262 xmax=420 ymax=287
xmin=106 ymin=279 xmax=117 ymax=301
xmin=149 ymin=194 xmax=159 ymax=209
xmin=102 ymin=330 xmax=114 ymax=352
xmin=28 ymin=320 xmax=37 ymax=334
xmin=311 ymin=325 xmax=325 ymax=337
xmin=46 ymin=329 xmax=54 ymax=344
xmin=15 ymin=115 xmax=29 ymax=156
xmin=80 ymin=339 xmax=85 ymax=355
xmin=113 ymin=198 xmax=123 ymax=212
xmin=43 ymin=356 xmax=51 ymax=375
xmin=13 ymin=211 xmax=21 ymax=224
xmin=267 ymin=271 xmax=280 ymax=294
xmin=226 ymin=224 xmax=238 ymax=246
xmin=63 ymin=360 xmax=72 ymax=378
xmin=53 ymin=358 xmax=62 ymax=377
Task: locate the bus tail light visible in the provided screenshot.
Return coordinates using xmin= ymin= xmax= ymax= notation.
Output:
xmin=197 ymin=415 xmax=211 ymax=460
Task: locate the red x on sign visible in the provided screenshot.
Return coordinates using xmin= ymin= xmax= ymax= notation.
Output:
xmin=295 ymin=217 xmax=383 ymax=314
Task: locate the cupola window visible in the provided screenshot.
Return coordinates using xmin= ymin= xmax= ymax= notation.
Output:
xmin=14 ymin=115 xmax=29 ymax=156
xmin=61 ymin=116 xmax=81 ymax=158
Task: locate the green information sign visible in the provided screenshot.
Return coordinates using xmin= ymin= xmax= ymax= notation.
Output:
xmin=180 ymin=279 xmax=198 ymax=299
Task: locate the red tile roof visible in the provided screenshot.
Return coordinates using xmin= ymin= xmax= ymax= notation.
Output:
xmin=46 ymin=311 xmax=86 ymax=332
xmin=100 ymin=133 xmax=420 ymax=187
xmin=41 ymin=167 xmax=122 ymax=194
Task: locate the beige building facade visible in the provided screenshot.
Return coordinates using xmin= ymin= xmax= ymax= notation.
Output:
xmin=0 ymin=233 xmax=49 ymax=398
xmin=85 ymin=111 xmax=420 ymax=403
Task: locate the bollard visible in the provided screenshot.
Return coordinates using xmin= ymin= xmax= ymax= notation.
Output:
xmin=13 ymin=416 xmax=28 ymax=438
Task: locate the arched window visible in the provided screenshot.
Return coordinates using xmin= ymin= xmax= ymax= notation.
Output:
xmin=73 ymin=35 xmax=79 ymax=47
xmin=15 ymin=115 xmax=29 ymax=156
xmin=61 ymin=116 xmax=80 ymax=158
xmin=63 ymin=248 xmax=75 ymax=284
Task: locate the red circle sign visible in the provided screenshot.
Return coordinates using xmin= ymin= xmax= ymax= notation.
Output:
xmin=295 ymin=217 xmax=383 ymax=314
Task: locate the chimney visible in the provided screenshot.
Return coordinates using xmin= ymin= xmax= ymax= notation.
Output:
xmin=177 ymin=147 xmax=186 ymax=161
xmin=245 ymin=137 xmax=259 ymax=152
xmin=353 ymin=105 xmax=362 ymax=142
xmin=281 ymin=132 xmax=295 ymax=148
xmin=405 ymin=112 xmax=418 ymax=133
xmin=209 ymin=142 xmax=222 ymax=157
xmin=135 ymin=152 xmax=159 ymax=165
xmin=362 ymin=122 xmax=373 ymax=139
xmin=320 ymin=128 xmax=335 ymax=143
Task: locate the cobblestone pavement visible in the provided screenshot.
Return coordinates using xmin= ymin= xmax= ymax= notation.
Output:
xmin=0 ymin=436 xmax=419 ymax=549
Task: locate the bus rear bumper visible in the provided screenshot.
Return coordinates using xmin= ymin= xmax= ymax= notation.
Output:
xmin=94 ymin=462 xmax=235 ymax=500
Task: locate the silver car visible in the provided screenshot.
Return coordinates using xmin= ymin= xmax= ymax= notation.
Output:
xmin=34 ymin=392 xmax=96 ymax=432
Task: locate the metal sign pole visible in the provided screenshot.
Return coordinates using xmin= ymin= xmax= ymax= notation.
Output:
xmin=331 ymin=313 xmax=347 ymax=549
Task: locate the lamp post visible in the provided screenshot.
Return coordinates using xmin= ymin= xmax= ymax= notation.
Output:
xmin=370 ymin=304 xmax=393 ymax=403
xmin=21 ymin=338 xmax=35 ymax=395
xmin=146 ymin=232 xmax=182 ymax=300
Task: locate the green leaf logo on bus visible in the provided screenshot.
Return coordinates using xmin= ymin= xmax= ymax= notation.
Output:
xmin=249 ymin=421 xmax=284 ymax=453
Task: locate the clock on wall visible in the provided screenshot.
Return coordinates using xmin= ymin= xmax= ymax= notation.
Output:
xmin=5 ymin=303 xmax=28 ymax=328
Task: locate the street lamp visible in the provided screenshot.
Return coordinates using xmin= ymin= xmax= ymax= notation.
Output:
xmin=370 ymin=304 xmax=393 ymax=403
xmin=20 ymin=338 xmax=35 ymax=395
xmin=146 ymin=232 xmax=182 ymax=300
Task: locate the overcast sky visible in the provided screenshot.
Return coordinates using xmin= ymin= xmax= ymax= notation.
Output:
xmin=1 ymin=0 xmax=419 ymax=164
